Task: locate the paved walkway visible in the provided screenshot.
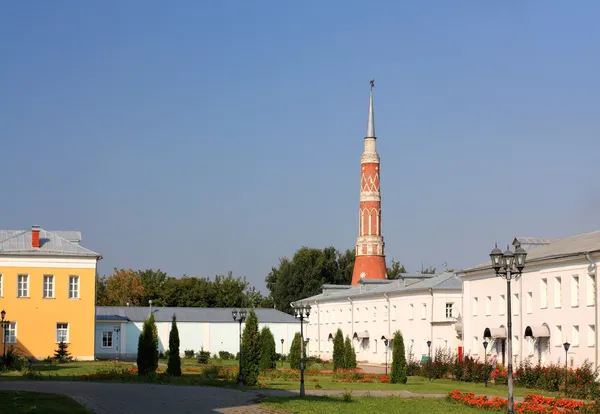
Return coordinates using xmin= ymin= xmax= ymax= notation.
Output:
xmin=0 ymin=380 xmax=529 ymax=413
xmin=0 ymin=381 xmax=277 ymax=413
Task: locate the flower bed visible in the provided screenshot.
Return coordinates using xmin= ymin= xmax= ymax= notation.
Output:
xmin=446 ymin=390 xmax=592 ymax=413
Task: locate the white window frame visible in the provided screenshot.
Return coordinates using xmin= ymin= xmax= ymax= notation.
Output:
xmin=485 ymin=296 xmax=491 ymax=315
xmin=56 ymin=323 xmax=69 ymax=343
xmin=526 ymin=291 xmax=533 ymax=314
xmin=540 ymin=278 xmax=548 ymax=309
xmin=3 ymin=322 xmax=16 ymax=344
xmin=473 ymin=297 xmax=478 ymax=316
xmin=0 ymin=274 xmax=3 ymax=297
xmin=68 ymin=276 xmax=80 ymax=299
xmin=571 ymin=275 xmax=579 ymax=307
xmin=102 ymin=331 xmax=113 ymax=348
xmin=499 ymin=295 xmax=506 ymax=315
xmin=587 ymin=273 xmax=596 ymax=307
xmin=588 ymin=325 xmax=596 ymax=347
xmin=445 ymin=302 xmax=453 ymax=318
xmin=43 ymin=275 xmax=54 ymax=299
xmin=513 ymin=293 xmax=519 ymax=315
xmin=572 ymin=325 xmax=580 ymax=347
xmin=554 ymin=276 xmax=562 ymax=308
xmin=17 ymin=274 xmax=29 ymax=298
xmin=408 ymin=304 xmax=414 ymax=320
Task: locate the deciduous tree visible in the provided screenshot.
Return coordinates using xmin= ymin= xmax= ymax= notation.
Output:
xmin=105 ymin=268 xmax=145 ymax=306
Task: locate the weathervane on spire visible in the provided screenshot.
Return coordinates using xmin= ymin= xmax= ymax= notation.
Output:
xmin=370 ymin=79 xmax=375 ymax=89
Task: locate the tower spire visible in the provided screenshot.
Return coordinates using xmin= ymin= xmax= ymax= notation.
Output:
xmin=351 ymin=80 xmax=387 ymax=285
xmin=366 ymin=79 xmax=375 ymax=138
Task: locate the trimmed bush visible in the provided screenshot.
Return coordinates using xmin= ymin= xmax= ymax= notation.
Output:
xmin=344 ymin=336 xmax=357 ymax=369
xmin=166 ymin=314 xmax=182 ymax=376
xmin=390 ymin=330 xmax=407 ymax=384
xmin=137 ymin=314 xmax=159 ymax=375
xmin=259 ymin=326 xmax=277 ymax=372
xmin=241 ymin=309 xmax=261 ymax=385
xmin=333 ymin=329 xmax=345 ymax=371
xmin=197 ymin=347 xmax=210 ymax=364
xmin=289 ymin=332 xmax=306 ymax=370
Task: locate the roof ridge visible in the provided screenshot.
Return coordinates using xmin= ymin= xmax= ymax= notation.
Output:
xmin=42 ymin=228 xmax=99 ymax=255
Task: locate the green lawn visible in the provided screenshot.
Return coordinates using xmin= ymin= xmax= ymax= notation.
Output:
xmin=0 ymin=390 xmax=91 ymax=413
xmin=261 ymin=395 xmax=489 ymax=414
xmin=0 ymin=360 xmax=558 ymax=400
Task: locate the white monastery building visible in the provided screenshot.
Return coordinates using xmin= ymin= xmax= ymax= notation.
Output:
xmin=295 ymin=272 xmax=463 ymax=364
xmin=458 ymin=231 xmax=600 ymax=370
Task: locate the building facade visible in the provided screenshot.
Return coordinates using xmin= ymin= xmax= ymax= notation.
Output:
xmin=294 ymin=272 xmax=463 ymax=364
xmin=95 ymin=306 xmax=302 ymax=361
xmin=458 ymin=232 xmax=600 ymax=370
xmin=0 ymin=225 xmax=101 ymax=360
xmin=351 ymin=80 xmax=387 ymax=284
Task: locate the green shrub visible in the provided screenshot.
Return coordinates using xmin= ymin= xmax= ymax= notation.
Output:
xmin=390 ymin=330 xmax=407 ymax=384
xmin=137 ymin=314 xmax=159 ymax=376
xmin=289 ymin=332 xmax=305 ymax=370
xmin=218 ymin=350 xmax=235 ymax=360
xmin=344 ymin=336 xmax=356 ymax=369
xmin=259 ymin=326 xmax=277 ymax=372
xmin=166 ymin=314 xmax=182 ymax=376
xmin=333 ymin=329 xmax=345 ymax=371
xmin=184 ymin=350 xmax=196 ymax=358
xmin=196 ymin=347 xmax=210 ymax=364
xmin=53 ymin=342 xmax=72 ymax=363
xmin=241 ymin=309 xmax=261 ymax=386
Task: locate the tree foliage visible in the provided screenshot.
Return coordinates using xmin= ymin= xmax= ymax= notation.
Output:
xmin=137 ymin=314 xmax=159 ymax=376
xmin=288 ymin=332 xmax=306 ymax=370
xmin=241 ymin=309 xmax=261 ymax=386
xmin=166 ymin=314 xmax=182 ymax=376
xmin=266 ymin=247 xmax=356 ymax=312
xmin=96 ymin=269 xmax=273 ymax=308
xmin=422 ymin=266 xmax=437 ymax=274
xmin=386 ymin=258 xmax=408 ymax=279
xmin=344 ymin=336 xmax=357 ymax=369
xmin=259 ymin=326 xmax=276 ymax=372
xmin=391 ymin=330 xmax=407 ymax=384
xmin=332 ymin=329 xmax=345 ymax=371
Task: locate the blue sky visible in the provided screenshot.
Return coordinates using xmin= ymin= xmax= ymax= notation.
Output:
xmin=1 ymin=1 xmax=600 ymax=291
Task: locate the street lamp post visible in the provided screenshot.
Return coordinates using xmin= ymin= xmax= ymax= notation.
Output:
xmin=427 ymin=340 xmax=432 ymax=381
xmin=382 ymin=336 xmax=389 ymax=375
xmin=490 ymin=243 xmax=528 ymax=414
xmin=292 ymin=303 xmax=311 ymax=397
xmin=280 ymin=339 xmax=284 ymax=368
xmin=232 ymin=309 xmax=248 ymax=387
xmin=563 ymin=342 xmax=570 ymax=394
xmin=483 ymin=340 xmax=489 ymax=387
xmin=1 ymin=310 xmax=10 ymax=358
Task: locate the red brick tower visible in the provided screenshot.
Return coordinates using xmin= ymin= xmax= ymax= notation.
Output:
xmin=351 ymin=80 xmax=387 ymax=285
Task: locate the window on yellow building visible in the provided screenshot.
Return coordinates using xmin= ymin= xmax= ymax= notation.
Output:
xmin=56 ymin=323 xmax=69 ymax=343
xmin=43 ymin=275 xmax=54 ymax=298
xmin=4 ymin=322 xmax=16 ymax=344
xmin=68 ymin=276 xmax=79 ymax=299
xmin=0 ymin=274 xmax=3 ymax=297
xmin=17 ymin=275 xmax=28 ymax=297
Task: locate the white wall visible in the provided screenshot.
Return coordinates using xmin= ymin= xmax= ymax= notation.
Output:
xmin=460 ymin=256 xmax=599 ymax=369
xmin=305 ymin=289 xmax=462 ymax=364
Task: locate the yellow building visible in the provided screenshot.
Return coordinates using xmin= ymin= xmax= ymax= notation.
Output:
xmin=0 ymin=225 xmax=101 ymax=360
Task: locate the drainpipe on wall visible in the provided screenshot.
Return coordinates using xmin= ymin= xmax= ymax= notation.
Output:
xmin=429 ymin=288 xmax=434 ymax=349
xmin=384 ymin=293 xmax=391 ymax=338
xmin=315 ymin=301 xmax=320 ymax=356
xmin=519 ymin=272 xmax=524 ymax=365
xmin=348 ymin=297 xmax=354 ymax=337
xmin=585 ymin=252 xmax=598 ymax=371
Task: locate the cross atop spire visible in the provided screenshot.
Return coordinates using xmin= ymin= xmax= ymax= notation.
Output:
xmin=366 ymin=79 xmax=375 ymax=138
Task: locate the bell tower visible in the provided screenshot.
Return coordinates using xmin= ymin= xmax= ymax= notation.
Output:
xmin=351 ymin=80 xmax=387 ymax=285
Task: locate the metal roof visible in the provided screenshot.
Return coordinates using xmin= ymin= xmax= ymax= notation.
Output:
xmin=460 ymin=229 xmax=600 ymax=273
xmin=96 ymin=306 xmax=300 ymax=324
xmin=0 ymin=228 xmax=100 ymax=257
xmin=295 ymin=272 xmax=461 ymax=304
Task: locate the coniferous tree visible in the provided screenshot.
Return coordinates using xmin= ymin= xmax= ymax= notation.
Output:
xmin=137 ymin=314 xmax=159 ymax=376
xmin=259 ymin=326 xmax=276 ymax=372
xmin=54 ymin=342 xmax=72 ymax=362
xmin=241 ymin=309 xmax=261 ymax=385
xmin=390 ymin=330 xmax=407 ymax=384
xmin=344 ymin=336 xmax=357 ymax=369
xmin=166 ymin=314 xmax=182 ymax=376
xmin=288 ymin=332 xmax=306 ymax=370
xmin=332 ymin=329 xmax=345 ymax=371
